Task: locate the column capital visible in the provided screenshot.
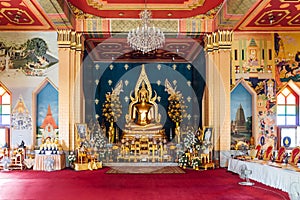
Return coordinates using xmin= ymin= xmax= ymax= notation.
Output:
xmin=57 ymin=30 xmax=84 ymax=51
xmin=205 ymin=30 xmax=233 ymax=52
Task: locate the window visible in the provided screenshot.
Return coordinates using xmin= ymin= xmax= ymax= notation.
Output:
xmin=268 ymin=49 xmax=272 ymax=60
xmin=242 ymin=49 xmax=245 ymax=60
xmin=234 ymin=49 xmax=238 ymax=60
xmin=0 ymin=83 xmax=11 ymax=147
xmin=277 ymin=86 xmax=300 ymax=148
xmin=0 ymin=85 xmax=11 ymax=125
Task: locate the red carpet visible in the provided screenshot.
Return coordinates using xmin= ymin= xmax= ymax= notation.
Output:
xmin=0 ymin=168 xmax=289 ymax=200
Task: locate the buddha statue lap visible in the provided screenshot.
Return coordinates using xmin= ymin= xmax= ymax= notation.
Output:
xmin=123 ymin=65 xmax=164 ymax=139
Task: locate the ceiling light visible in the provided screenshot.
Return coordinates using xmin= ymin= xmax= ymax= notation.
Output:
xmin=127 ymin=3 xmax=165 ymax=54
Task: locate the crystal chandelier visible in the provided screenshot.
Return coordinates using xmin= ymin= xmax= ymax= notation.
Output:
xmin=127 ymin=9 xmax=165 ymax=54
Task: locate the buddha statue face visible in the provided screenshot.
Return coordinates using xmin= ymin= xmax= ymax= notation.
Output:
xmin=138 ymin=82 xmax=149 ymax=103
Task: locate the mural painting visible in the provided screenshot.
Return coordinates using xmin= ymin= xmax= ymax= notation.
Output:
xmin=231 ymin=33 xmax=277 ymax=150
xmin=275 ymin=33 xmax=300 ymax=85
xmin=11 ymin=95 xmax=32 ymax=131
xmin=230 ymin=83 xmax=252 ymax=150
xmin=0 ymin=32 xmax=59 ymax=149
xmin=0 ymin=37 xmax=58 ymax=76
xmin=36 ymin=82 xmax=59 ymax=146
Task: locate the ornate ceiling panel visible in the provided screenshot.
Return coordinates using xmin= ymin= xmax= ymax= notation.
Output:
xmin=234 ymin=0 xmax=300 ymax=31
xmin=0 ymin=0 xmax=56 ymax=30
xmin=85 ymin=37 xmax=203 ymax=62
xmin=67 ymin=0 xmax=224 ymax=19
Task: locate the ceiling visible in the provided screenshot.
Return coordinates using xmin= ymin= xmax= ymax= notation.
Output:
xmin=66 ymin=0 xmax=224 ymax=19
xmin=1 ymin=0 xmax=300 ymax=32
xmin=1 ymin=0 xmax=300 ymax=61
xmin=86 ymin=37 xmax=204 ymax=62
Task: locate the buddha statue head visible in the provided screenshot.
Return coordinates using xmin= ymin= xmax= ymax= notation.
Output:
xmin=138 ymin=82 xmax=149 ymax=103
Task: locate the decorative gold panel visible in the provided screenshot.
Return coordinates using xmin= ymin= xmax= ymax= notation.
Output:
xmin=111 ymin=19 xmax=178 ymax=32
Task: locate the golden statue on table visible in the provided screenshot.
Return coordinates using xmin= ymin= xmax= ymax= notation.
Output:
xmin=123 ymin=65 xmax=165 ymax=140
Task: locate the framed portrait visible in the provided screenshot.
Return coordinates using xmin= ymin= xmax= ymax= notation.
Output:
xmin=75 ymin=123 xmax=87 ymax=140
xmin=203 ymin=126 xmax=213 ymax=143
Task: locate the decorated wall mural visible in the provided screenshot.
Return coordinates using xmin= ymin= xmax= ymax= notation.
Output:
xmin=0 ymin=36 xmax=58 ymax=76
xmin=11 ymin=95 xmax=32 ymax=130
xmin=230 ymin=83 xmax=252 ymax=150
xmin=36 ymin=82 xmax=59 ymax=146
xmin=0 ymin=32 xmax=59 ymax=149
xmin=231 ymin=33 xmax=277 ymax=150
xmin=274 ymin=33 xmax=300 ymax=86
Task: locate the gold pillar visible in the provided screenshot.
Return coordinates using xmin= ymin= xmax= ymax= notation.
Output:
xmin=204 ymin=30 xmax=232 ymax=167
xmin=57 ymin=30 xmax=84 ymax=151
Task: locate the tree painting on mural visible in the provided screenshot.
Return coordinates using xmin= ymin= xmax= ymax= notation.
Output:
xmin=0 ymin=37 xmax=58 ymax=76
xmin=230 ymin=84 xmax=252 ymax=150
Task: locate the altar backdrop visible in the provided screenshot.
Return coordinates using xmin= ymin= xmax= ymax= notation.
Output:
xmin=83 ymin=51 xmax=206 ymax=140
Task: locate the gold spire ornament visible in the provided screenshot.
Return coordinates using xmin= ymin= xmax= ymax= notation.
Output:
xmin=102 ymin=81 xmax=123 ymax=143
xmin=165 ymin=79 xmax=187 ymax=143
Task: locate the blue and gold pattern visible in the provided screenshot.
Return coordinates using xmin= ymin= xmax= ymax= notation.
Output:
xmin=84 ymin=59 xmax=205 ymax=140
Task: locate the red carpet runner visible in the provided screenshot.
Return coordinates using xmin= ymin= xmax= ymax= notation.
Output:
xmin=0 ymin=168 xmax=289 ymax=200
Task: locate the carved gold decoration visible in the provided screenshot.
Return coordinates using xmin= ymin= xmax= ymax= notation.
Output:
xmin=111 ymin=19 xmax=178 ymax=33
xmin=57 ymin=29 xmax=84 ymax=49
xmin=205 ymin=30 xmax=233 ymax=51
xmin=68 ymin=2 xmax=96 ymax=19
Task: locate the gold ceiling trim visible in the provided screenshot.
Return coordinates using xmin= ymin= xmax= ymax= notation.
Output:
xmin=86 ymin=0 xmax=206 ymax=10
xmin=69 ymin=2 xmax=96 ymax=19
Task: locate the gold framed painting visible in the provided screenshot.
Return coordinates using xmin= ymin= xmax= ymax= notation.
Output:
xmin=75 ymin=123 xmax=87 ymax=141
xmin=203 ymin=126 xmax=213 ymax=143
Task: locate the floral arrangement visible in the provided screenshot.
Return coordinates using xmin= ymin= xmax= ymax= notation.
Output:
xmin=191 ymin=157 xmax=201 ymax=170
xmin=183 ymin=130 xmax=198 ymax=150
xmin=68 ymin=152 xmax=76 ymax=163
xmin=178 ymin=153 xmax=189 ymax=168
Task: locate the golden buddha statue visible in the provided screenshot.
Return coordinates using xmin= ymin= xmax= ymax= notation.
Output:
xmin=123 ymin=65 xmax=164 ymax=139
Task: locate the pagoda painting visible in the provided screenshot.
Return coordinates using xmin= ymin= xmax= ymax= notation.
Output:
xmin=230 ymin=83 xmax=252 ymax=149
xmin=39 ymin=104 xmax=58 ymax=140
xmin=11 ymin=95 xmax=32 ymax=130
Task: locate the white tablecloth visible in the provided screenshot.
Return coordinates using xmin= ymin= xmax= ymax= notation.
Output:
xmin=228 ymin=158 xmax=300 ymax=194
xmin=33 ymin=154 xmax=66 ymax=171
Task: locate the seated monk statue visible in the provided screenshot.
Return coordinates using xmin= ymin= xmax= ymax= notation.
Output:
xmin=125 ymin=81 xmax=162 ymax=131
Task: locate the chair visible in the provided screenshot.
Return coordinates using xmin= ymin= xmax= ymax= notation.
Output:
xmin=262 ymin=145 xmax=273 ymax=161
xmin=77 ymin=147 xmax=88 ymax=164
xmin=10 ymin=148 xmax=25 ymax=170
xmin=275 ymin=146 xmax=286 ymax=163
xmin=200 ymin=153 xmax=215 ymax=170
xmin=288 ymin=146 xmax=300 ymax=165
